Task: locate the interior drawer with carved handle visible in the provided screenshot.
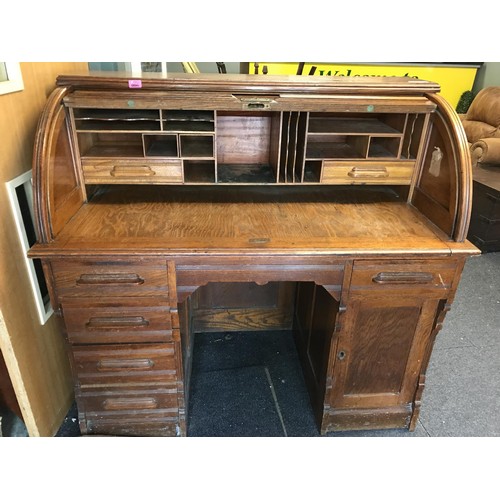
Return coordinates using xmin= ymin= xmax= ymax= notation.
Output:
xmin=81 ymin=158 xmax=183 ymax=184
xmin=72 ymin=343 xmax=179 ymax=386
xmin=62 ymin=298 xmax=174 ymax=344
xmin=51 ymin=259 xmax=170 ymax=298
xmin=321 ymin=160 xmax=415 ymax=185
xmin=350 ymin=259 xmax=458 ymax=296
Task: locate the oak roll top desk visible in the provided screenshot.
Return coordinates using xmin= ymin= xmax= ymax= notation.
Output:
xmin=29 ymin=72 xmax=479 ymax=436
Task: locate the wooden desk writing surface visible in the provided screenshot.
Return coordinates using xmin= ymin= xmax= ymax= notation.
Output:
xmin=30 ymin=73 xmax=479 ymax=436
xmin=47 ymin=185 xmax=451 ymax=254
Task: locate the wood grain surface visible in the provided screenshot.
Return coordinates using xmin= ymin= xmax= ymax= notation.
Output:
xmin=31 ymin=185 xmax=470 ymax=256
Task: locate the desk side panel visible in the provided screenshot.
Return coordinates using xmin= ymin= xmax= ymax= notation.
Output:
xmin=33 ymin=87 xmax=85 ymax=242
xmin=412 ymin=93 xmax=473 ymax=242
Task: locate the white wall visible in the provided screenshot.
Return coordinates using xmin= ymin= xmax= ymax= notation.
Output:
xmin=473 ymin=62 xmax=500 ymax=92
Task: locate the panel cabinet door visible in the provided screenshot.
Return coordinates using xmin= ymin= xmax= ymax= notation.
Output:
xmin=329 ymin=295 xmax=440 ymax=412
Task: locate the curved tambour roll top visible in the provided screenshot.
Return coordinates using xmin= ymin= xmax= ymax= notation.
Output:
xmin=32 ymin=86 xmax=85 ymax=243
xmin=411 ymin=92 xmax=473 ymax=242
xmin=32 ymin=74 xmax=472 ymax=243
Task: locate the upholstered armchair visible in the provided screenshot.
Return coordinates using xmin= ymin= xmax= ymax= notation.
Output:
xmin=459 ymin=86 xmax=500 ymax=167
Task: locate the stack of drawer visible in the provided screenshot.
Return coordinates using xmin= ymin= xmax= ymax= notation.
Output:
xmin=50 ymin=259 xmax=184 ymax=436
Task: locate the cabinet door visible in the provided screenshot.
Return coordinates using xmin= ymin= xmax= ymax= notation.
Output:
xmin=329 ymin=295 xmax=439 ymax=413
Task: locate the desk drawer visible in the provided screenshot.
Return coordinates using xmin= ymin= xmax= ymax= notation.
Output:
xmin=84 ymin=413 xmax=179 ymax=437
xmin=77 ymin=385 xmax=179 ymax=414
xmin=350 ymin=260 xmax=457 ymax=296
xmin=322 ymin=161 xmax=414 ymax=185
xmin=82 ymin=158 xmax=183 ymax=184
xmin=52 ymin=259 xmax=170 ymax=298
xmin=63 ymin=299 xmax=173 ymax=344
xmin=72 ymin=343 xmax=179 ymax=386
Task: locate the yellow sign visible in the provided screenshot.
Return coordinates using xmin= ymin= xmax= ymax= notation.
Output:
xmin=249 ymin=63 xmax=479 ymax=109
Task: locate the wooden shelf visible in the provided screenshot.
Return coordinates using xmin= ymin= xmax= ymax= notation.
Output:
xmin=73 ymin=108 xmax=421 ymax=185
xmin=74 ymin=109 xmax=161 ymax=131
xmin=76 ymin=121 xmax=161 ymax=131
xmin=164 ymin=121 xmax=214 ymax=132
xmin=180 ymin=135 xmax=214 ymax=158
xmin=163 ymin=110 xmax=215 ymax=132
xmin=164 ymin=110 xmax=214 ymax=121
xmin=306 ymin=142 xmax=364 ymax=159
xmin=74 ymin=109 xmax=159 ymax=120
xmin=82 ymin=143 xmax=144 ymax=158
xmin=368 ymin=138 xmax=401 ymax=158
xmin=144 ymin=136 xmax=178 ymax=157
xmin=308 ymin=116 xmax=402 ymax=135
xmin=184 ymin=161 xmax=216 ymax=183
xmin=217 ymin=164 xmax=277 ymax=184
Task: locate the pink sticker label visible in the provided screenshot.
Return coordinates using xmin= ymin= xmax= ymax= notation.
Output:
xmin=128 ymin=80 xmax=142 ymax=89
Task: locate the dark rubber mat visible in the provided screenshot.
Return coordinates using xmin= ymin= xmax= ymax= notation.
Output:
xmin=187 ymin=365 xmax=285 ymax=437
xmin=187 ymin=330 xmax=319 ymax=437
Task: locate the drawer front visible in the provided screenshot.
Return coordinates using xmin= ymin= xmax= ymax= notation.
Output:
xmin=77 ymin=385 xmax=179 ymax=414
xmin=350 ymin=259 xmax=457 ymax=296
xmin=52 ymin=259 xmax=170 ymax=298
xmin=469 ymin=183 xmax=500 ymax=245
xmin=82 ymin=158 xmax=183 ymax=184
xmin=72 ymin=343 xmax=179 ymax=386
xmin=84 ymin=413 xmax=179 ymax=437
xmin=468 ymin=217 xmax=500 ymax=242
xmin=63 ymin=299 xmax=173 ymax=344
xmin=472 ymin=182 xmax=500 ymax=220
xmin=322 ymin=161 xmax=414 ymax=185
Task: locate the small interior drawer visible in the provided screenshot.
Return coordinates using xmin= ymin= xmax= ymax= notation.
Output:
xmin=350 ymin=259 xmax=457 ymax=295
xmin=52 ymin=259 xmax=170 ymax=298
xmin=82 ymin=158 xmax=183 ymax=184
xmin=321 ymin=160 xmax=414 ymax=185
xmin=63 ymin=298 xmax=173 ymax=344
xmin=72 ymin=343 xmax=179 ymax=386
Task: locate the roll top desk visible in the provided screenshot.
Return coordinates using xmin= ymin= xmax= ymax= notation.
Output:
xmin=30 ymin=72 xmax=479 ymax=436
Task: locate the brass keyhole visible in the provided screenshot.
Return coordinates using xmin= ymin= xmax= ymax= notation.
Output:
xmin=337 ymin=350 xmax=346 ymax=361
xmin=247 ymin=102 xmax=265 ymax=109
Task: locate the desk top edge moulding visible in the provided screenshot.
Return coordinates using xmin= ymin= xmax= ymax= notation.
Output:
xmin=29 ymin=72 xmax=479 ymax=436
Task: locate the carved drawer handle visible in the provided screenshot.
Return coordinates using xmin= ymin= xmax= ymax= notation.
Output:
xmin=97 ymin=358 xmax=155 ymax=371
xmin=86 ymin=316 xmax=150 ymax=329
xmin=102 ymin=397 xmax=158 ymax=410
xmin=77 ymin=273 xmax=145 ymax=286
xmin=372 ymin=272 xmax=434 ymax=284
xmin=348 ymin=166 xmax=389 ymax=178
xmin=111 ymin=166 xmax=156 ymax=177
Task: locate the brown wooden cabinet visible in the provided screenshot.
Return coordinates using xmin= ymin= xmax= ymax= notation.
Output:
xmin=29 ymin=72 xmax=479 ymax=436
xmin=326 ymin=291 xmax=441 ymax=430
xmin=467 ymin=165 xmax=500 ymax=252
